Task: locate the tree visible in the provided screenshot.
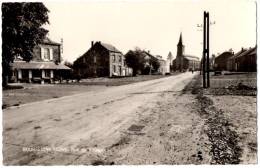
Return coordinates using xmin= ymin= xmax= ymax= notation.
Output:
xmin=167 ymin=52 xmax=173 ymax=64
xmin=150 ymin=58 xmax=160 ymax=72
xmin=2 ymin=2 xmax=49 ymax=86
xmin=124 ymin=49 xmax=145 ymax=76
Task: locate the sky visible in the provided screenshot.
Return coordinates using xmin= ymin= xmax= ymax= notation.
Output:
xmin=43 ymin=0 xmax=257 ymax=62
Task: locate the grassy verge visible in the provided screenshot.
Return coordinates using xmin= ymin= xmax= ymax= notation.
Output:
xmin=182 ymin=73 xmax=257 ymax=164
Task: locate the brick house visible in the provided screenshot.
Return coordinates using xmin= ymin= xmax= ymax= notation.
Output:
xmin=227 ymin=47 xmax=257 ymax=72
xmin=214 ymin=51 xmax=234 ymax=71
xmin=172 ymin=33 xmax=200 ymax=72
xmin=74 ymin=41 xmax=132 ymax=78
xmin=10 ymin=38 xmax=71 ymax=84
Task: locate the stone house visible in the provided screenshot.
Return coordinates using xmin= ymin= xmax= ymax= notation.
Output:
xmin=10 ymin=38 xmax=71 ymax=84
xmin=73 ymin=41 xmax=132 ymax=78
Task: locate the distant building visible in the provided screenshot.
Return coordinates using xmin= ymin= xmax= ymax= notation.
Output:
xmin=214 ymin=51 xmax=234 ymax=71
xmin=172 ymin=33 xmax=200 ymax=72
xmin=73 ymin=41 xmax=132 ymax=78
xmin=227 ymin=47 xmax=256 ymax=72
xmin=156 ymin=55 xmax=170 ymax=75
xmin=141 ymin=50 xmax=160 ymax=74
xmin=9 ymin=38 xmax=71 ymax=84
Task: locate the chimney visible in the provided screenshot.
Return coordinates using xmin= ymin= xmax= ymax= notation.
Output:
xmin=91 ymin=41 xmax=94 ymax=47
xmin=148 ymin=50 xmax=150 ymax=54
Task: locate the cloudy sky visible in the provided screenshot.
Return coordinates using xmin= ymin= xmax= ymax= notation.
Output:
xmin=43 ymin=0 xmax=257 ymax=62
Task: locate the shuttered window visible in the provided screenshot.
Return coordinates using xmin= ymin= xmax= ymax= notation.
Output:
xmin=44 ymin=48 xmax=50 ymax=60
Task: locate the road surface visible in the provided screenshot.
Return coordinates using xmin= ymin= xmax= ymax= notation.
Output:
xmin=3 ymin=72 xmax=209 ymax=165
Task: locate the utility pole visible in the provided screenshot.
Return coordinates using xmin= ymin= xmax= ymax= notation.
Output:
xmin=206 ymin=12 xmax=210 ymax=87
xmin=203 ymin=11 xmax=210 ymax=88
xmin=203 ymin=11 xmax=207 ymax=88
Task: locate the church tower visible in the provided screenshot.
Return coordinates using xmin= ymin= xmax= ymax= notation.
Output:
xmin=176 ymin=33 xmax=185 ymax=71
xmin=177 ymin=33 xmax=185 ymax=57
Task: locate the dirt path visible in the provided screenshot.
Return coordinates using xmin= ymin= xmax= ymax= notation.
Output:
xmin=3 ymin=72 xmax=209 ymax=165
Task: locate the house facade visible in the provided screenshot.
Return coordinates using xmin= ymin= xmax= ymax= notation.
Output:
xmin=227 ymin=47 xmax=256 ymax=72
xmin=214 ymin=51 xmax=234 ymax=71
xmin=9 ymin=38 xmax=71 ymax=84
xmin=73 ymin=41 xmax=132 ymax=78
xmin=156 ymin=55 xmax=170 ymax=75
xmin=173 ymin=33 xmax=200 ymax=72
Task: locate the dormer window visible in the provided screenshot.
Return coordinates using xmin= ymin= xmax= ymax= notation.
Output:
xmin=41 ymin=47 xmax=53 ymax=61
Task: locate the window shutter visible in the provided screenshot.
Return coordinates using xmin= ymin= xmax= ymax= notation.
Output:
xmin=49 ymin=48 xmax=53 ymax=60
xmin=40 ymin=47 xmax=44 ymax=60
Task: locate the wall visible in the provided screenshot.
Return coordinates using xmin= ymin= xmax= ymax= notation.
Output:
xmin=33 ymin=44 xmax=61 ymax=63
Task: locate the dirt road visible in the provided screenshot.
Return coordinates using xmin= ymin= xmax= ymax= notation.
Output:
xmin=3 ymin=72 xmax=210 ymax=165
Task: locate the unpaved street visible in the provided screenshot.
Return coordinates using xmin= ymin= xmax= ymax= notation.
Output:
xmin=4 ymin=72 xmax=208 ymax=165
xmin=4 ymin=72 xmax=256 ymax=165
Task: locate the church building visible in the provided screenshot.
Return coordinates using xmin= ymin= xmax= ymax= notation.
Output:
xmin=172 ymin=33 xmax=200 ymax=72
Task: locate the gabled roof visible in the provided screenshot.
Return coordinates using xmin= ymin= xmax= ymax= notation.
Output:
xmin=249 ymin=47 xmax=257 ymax=55
xmin=42 ymin=37 xmax=61 ymax=46
xmin=236 ymin=47 xmax=256 ymax=58
xmin=184 ymin=55 xmax=200 ymax=61
xmin=98 ymin=42 xmax=122 ymax=53
xmin=143 ymin=51 xmax=158 ymax=60
xmin=230 ymin=49 xmax=246 ymax=59
xmin=215 ymin=51 xmax=233 ymax=60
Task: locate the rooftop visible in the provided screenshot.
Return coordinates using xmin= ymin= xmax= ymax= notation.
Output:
xmin=11 ymin=61 xmax=71 ymax=70
xmin=42 ymin=37 xmax=61 ymax=46
xmin=184 ymin=55 xmax=200 ymax=61
xmin=98 ymin=42 xmax=122 ymax=53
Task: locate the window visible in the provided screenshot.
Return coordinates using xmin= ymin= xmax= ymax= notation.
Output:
xmin=119 ymin=56 xmax=122 ymax=62
xmin=44 ymin=48 xmax=50 ymax=60
xmin=94 ymin=56 xmax=96 ymax=63
xmin=112 ymin=55 xmax=116 ymax=62
xmin=113 ymin=65 xmax=116 ymax=72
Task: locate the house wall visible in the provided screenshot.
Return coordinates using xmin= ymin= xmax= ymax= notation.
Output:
xmin=174 ymin=57 xmax=200 ymax=72
xmin=74 ymin=44 xmax=110 ymax=78
xmin=32 ymin=44 xmax=61 ymax=63
xmin=214 ymin=52 xmax=233 ymax=71
xmin=235 ymin=54 xmax=256 ymax=72
xmin=187 ymin=60 xmax=200 ymax=71
xmin=109 ymin=52 xmax=125 ymax=77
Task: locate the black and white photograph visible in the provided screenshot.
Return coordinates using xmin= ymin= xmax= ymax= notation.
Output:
xmin=1 ymin=0 xmax=258 ymax=166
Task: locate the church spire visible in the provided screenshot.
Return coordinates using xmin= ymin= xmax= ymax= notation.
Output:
xmin=178 ymin=32 xmax=182 ymax=45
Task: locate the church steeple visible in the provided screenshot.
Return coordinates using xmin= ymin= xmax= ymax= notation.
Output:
xmin=177 ymin=32 xmax=185 ymax=57
xmin=178 ymin=32 xmax=182 ymax=46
